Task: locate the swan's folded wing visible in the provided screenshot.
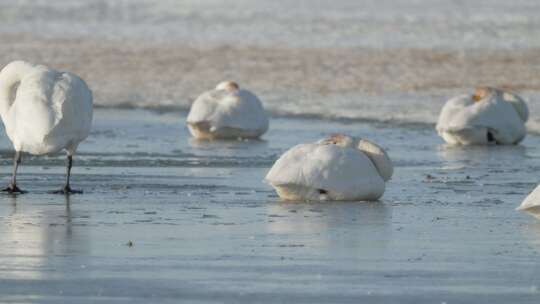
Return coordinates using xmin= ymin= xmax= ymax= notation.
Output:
xmin=517 ymin=185 xmax=540 ymax=211
xmin=436 ymin=94 xmax=474 ymax=133
xmin=11 ymin=70 xmax=60 ymax=143
xmin=186 ymin=90 xmax=222 ymax=125
xmin=213 ymin=90 xmax=268 ymax=132
xmin=188 ymin=89 xmax=268 ymax=132
xmin=502 ymin=92 xmax=528 ymax=122
xmin=46 ymin=72 xmax=93 ymax=142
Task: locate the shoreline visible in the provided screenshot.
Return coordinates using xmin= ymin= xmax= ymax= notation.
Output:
xmin=3 ymin=33 xmax=540 ymax=132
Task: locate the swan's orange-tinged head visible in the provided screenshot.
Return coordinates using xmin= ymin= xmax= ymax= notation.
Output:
xmin=216 ymin=81 xmax=239 ymax=91
xmin=472 ymin=87 xmax=496 ymax=102
xmin=321 ymin=133 xmax=356 ymax=147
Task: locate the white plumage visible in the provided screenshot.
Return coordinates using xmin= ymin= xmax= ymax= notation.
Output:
xmin=187 ymin=81 xmax=269 ymax=140
xmin=265 ymin=134 xmax=393 ymax=201
xmin=0 ymin=60 xmax=93 ymax=193
xmin=436 ymin=87 xmax=528 ymax=145
xmin=517 ymin=185 xmax=540 ymax=220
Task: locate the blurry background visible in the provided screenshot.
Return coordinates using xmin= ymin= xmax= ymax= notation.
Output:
xmin=1 ymin=0 xmax=540 ymax=127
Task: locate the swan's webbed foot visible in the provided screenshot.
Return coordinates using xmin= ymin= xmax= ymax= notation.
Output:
xmin=51 ymin=185 xmax=83 ymax=195
xmin=2 ymin=183 xmax=26 ymax=194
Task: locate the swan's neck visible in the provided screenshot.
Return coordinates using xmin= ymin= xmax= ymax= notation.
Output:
xmin=0 ymin=61 xmax=35 ymax=120
xmin=502 ymin=91 xmax=529 ymax=122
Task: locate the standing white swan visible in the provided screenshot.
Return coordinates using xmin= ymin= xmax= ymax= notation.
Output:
xmin=186 ymin=81 xmax=269 ymax=140
xmin=436 ymin=87 xmax=528 ymax=145
xmin=0 ymin=61 xmax=93 ymax=194
xmin=517 ymin=185 xmax=540 ymax=220
xmin=265 ymin=134 xmax=393 ymax=201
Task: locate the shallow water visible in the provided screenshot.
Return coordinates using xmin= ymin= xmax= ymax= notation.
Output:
xmin=0 ymin=109 xmax=539 ymax=303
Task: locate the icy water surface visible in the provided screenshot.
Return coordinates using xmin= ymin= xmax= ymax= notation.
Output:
xmin=0 ymin=109 xmax=539 ymax=303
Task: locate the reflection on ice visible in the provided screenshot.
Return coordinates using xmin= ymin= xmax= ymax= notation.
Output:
xmin=522 ymin=206 xmax=540 ymax=220
xmin=437 ymin=144 xmax=527 ymax=165
xmin=520 ymin=221 xmax=540 ymax=253
xmin=188 ymin=137 xmax=268 ymax=151
xmin=0 ymin=195 xmax=89 ymax=280
xmin=266 ymin=201 xmax=392 ymax=257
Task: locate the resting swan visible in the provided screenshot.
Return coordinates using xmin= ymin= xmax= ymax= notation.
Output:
xmin=517 ymin=185 xmax=540 ymax=220
xmin=436 ymin=87 xmax=528 ymax=145
xmin=265 ymin=134 xmax=393 ymax=201
xmin=186 ymin=81 xmax=269 ymax=140
xmin=0 ymin=60 xmax=93 ymax=194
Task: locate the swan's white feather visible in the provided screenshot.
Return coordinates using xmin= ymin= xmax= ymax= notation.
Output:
xmin=357 ymin=139 xmax=393 ymax=181
xmin=0 ymin=61 xmax=93 ymax=155
xmin=502 ymin=91 xmax=529 ymax=122
xmin=517 ymin=185 xmax=540 ymax=220
xmin=265 ymin=137 xmax=392 ymax=201
xmin=187 ymin=85 xmax=268 ymax=139
xmin=436 ymin=92 xmax=526 ymax=145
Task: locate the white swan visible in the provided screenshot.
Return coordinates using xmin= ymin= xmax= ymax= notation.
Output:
xmin=436 ymin=87 xmax=528 ymax=145
xmin=0 ymin=60 xmax=93 ymax=194
xmin=265 ymin=134 xmax=393 ymax=201
xmin=186 ymin=81 xmax=269 ymax=140
xmin=517 ymin=185 xmax=540 ymax=220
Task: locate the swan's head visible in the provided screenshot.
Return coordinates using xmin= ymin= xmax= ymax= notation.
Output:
xmin=319 ymin=133 xmax=357 ymax=148
xmin=502 ymin=91 xmax=529 ymax=122
xmin=357 ymin=139 xmax=394 ymax=181
xmin=472 ymin=87 xmax=496 ymax=102
xmin=216 ymin=81 xmax=239 ymax=92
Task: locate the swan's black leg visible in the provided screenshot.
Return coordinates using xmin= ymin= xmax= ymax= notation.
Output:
xmin=487 ymin=131 xmax=495 ymax=143
xmin=53 ymin=155 xmax=82 ymax=195
xmin=2 ymin=151 xmax=25 ymax=194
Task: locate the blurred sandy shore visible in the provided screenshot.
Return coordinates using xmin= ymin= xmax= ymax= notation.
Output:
xmin=1 ymin=33 xmax=540 ymax=108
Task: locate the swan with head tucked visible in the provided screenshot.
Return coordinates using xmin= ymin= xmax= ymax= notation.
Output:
xmin=0 ymin=61 xmax=93 ymax=194
xmin=265 ymin=134 xmax=393 ymax=201
xmin=517 ymin=185 xmax=540 ymax=220
xmin=186 ymin=81 xmax=269 ymax=140
xmin=436 ymin=87 xmax=528 ymax=145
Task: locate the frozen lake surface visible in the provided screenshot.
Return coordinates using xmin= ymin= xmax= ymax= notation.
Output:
xmin=0 ymin=109 xmax=539 ymax=303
